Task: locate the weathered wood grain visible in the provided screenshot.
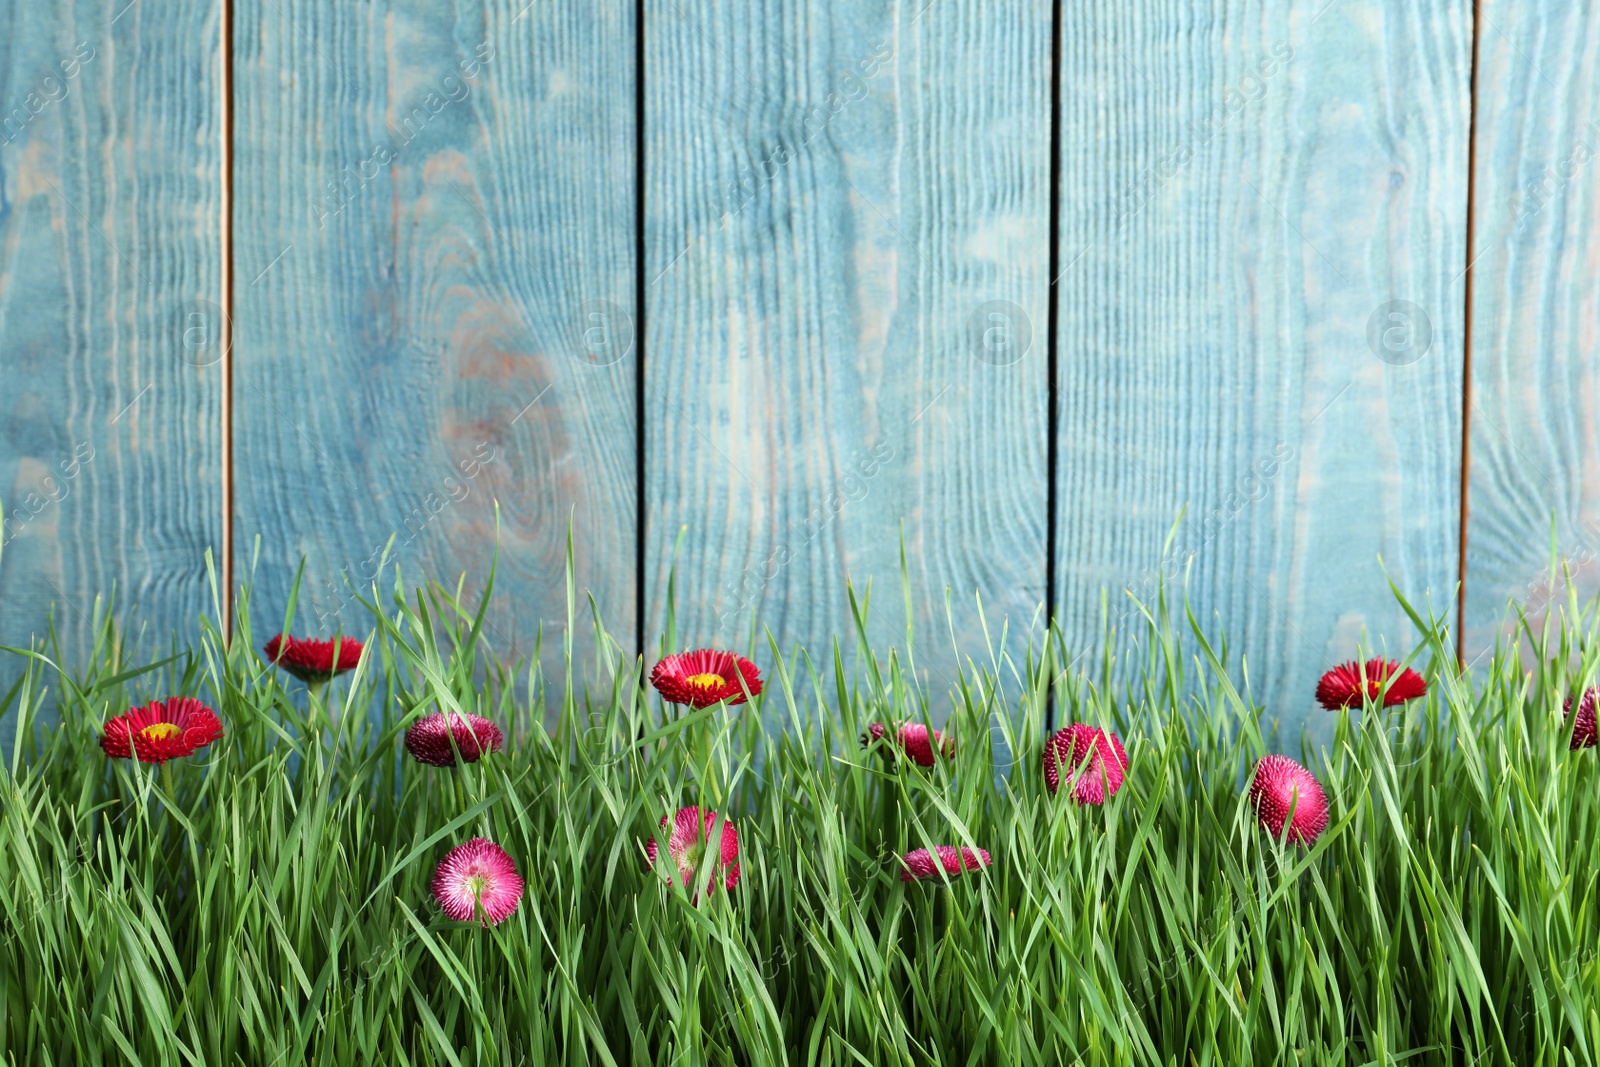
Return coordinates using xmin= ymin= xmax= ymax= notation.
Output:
xmin=0 ymin=2 xmax=221 ymax=706
xmin=1053 ymin=2 xmax=1469 ymax=746
xmin=644 ymin=0 xmax=1051 ymax=698
xmin=1462 ymin=2 xmax=1600 ymax=660
xmin=232 ymin=1 xmax=637 ymax=685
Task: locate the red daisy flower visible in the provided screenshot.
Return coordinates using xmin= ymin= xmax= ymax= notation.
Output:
xmin=404 ymin=711 xmax=505 ymax=766
xmin=431 ymin=838 xmax=524 ymax=926
xmin=899 ymin=845 xmax=992 ymax=882
xmin=649 ymin=649 xmax=762 ymax=708
xmin=1248 ymin=755 xmax=1329 ymax=846
xmin=860 ymin=721 xmax=954 ymax=767
xmin=1042 ymin=723 xmax=1130 ymax=805
xmin=1315 ymin=658 xmax=1426 ymax=710
xmin=263 ymin=633 xmax=364 ymax=685
xmin=100 ymin=697 xmax=224 ymax=765
xmin=1564 ymin=688 xmax=1599 ymax=750
xmin=644 ymin=806 xmax=740 ymax=897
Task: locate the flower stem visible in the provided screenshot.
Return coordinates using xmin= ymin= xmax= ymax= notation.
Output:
xmin=160 ymin=762 xmax=175 ymax=802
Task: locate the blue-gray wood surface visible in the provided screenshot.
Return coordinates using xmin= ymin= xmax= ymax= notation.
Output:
xmin=1 ymin=0 xmax=1594 ymax=738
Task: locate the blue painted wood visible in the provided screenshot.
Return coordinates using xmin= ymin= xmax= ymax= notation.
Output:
xmin=1053 ymin=2 xmax=1469 ymax=747
xmin=232 ymin=1 xmax=637 ymax=686
xmin=1463 ymin=3 xmax=1600 ymax=660
xmin=644 ymin=0 xmax=1051 ymax=697
xmin=0 ymin=2 xmax=222 ymax=713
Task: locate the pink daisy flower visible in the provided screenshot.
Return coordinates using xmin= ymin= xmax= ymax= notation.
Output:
xmin=1248 ymin=755 xmax=1329 ymax=846
xmin=860 ymin=721 xmax=954 ymax=767
xmin=263 ymin=633 xmax=364 ymax=685
xmin=100 ymin=697 xmax=224 ymax=765
xmin=899 ymin=845 xmax=992 ymax=882
xmin=1564 ymin=688 xmax=1599 ymax=750
xmin=649 ymin=650 xmax=763 ymax=708
xmin=644 ymin=806 xmax=740 ymax=898
xmin=431 ymin=838 xmax=524 ymax=926
xmin=1042 ymin=723 xmax=1130 ymax=804
xmin=1315 ymin=658 xmax=1426 ymax=711
xmin=404 ymin=711 xmax=504 ymax=766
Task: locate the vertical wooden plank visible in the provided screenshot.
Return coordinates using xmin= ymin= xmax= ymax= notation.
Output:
xmin=1463 ymin=4 xmax=1600 ymax=656
xmin=0 ymin=4 xmax=221 ymax=696
xmin=645 ymin=1 xmax=1051 ymax=694
xmin=1054 ymin=2 xmax=1469 ymax=742
xmin=233 ymin=2 xmax=637 ymax=679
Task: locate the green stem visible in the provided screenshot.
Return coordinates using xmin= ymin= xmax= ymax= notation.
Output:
xmin=160 ymin=762 xmax=176 ymax=803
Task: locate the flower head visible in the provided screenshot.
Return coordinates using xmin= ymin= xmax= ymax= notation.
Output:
xmin=1248 ymin=755 xmax=1329 ymax=846
xmin=431 ymin=838 xmax=524 ymax=925
xmin=649 ymin=650 xmax=762 ymax=708
xmin=644 ymin=806 xmax=740 ymax=897
xmin=1564 ymin=688 xmax=1599 ymax=750
xmin=1043 ymin=723 xmax=1130 ymax=805
xmin=404 ymin=711 xmax=504 ymax=766
xmin=263 ymin=633 xmax=364 ymax=685
xmin=899 ymin=845 xmax=991 ymax=882
xmin=860 ymin=721 xmax=954 ymax=767
xmin=100 ymin=697 xmax=224 ymax=764
xmin=1315 ymin=658 xmax=1426 ymax=710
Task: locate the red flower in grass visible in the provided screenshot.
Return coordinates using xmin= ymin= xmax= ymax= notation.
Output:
xmin=861 ymin=721 xmax=954 ymax=767
xmin=1315 ymin=658 xmax=1426 ymax=710
xmin=1564 ymin=688 xmax=1599 ymax=750
xmin=100 ymin=697 xmax=223 ymax=765
xmin=1043 ymin=724 xmax=1130 ymax=805
xmin=899 ymin=846 xmax=991 ymax=883
xmin=1248 ymin=755 xmax=1329 ymax=846
xmin=431 ymin=838 xmax=524 ymax=926
xmin=649 ymin=650 xmax=762 ymax=708
xmin=645 ymin=806 xmax=740 ymax=897
xmin=404 ymin=712 xmax=504 ymax=766
xmin=263 ymin=633 xmax=364 ymax=685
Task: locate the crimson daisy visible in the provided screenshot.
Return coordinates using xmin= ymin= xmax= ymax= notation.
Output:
xmin=644 ymin=806 xmax=740 ymax=898
xmin=649 ymin=649 xmax=762 ymax=708
xmin=100 ymin=697 xmax=224 ymax=765
xmin=1564 ymin=688 xmax=1599 ymax=750
xmin=1042 ymin=723 xmax=1130 ymax=805
xmin=1248 ymin=755 xmax=1329 ymax=846
xmin=404 ymin=711 xmax=504 ymax=766
xmin=860 ymin=721 xmax=954 ymax=767
xmin=899 ymin=845 xmax=991 ymax=882
xmin=1315 ymin=658 xmax=1426 ymax=710
xmin=431 ymin=838 xmax=524 ymax=926
xmin=264 ymin=633 xmax=364 ymax=685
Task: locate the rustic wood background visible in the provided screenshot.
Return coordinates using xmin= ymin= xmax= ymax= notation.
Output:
xmin=1 ymin=1 xmax=1594 ymax=738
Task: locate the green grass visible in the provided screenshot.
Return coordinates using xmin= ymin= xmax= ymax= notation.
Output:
xmin=0 ymin=546 xmax=1597 ymax=1066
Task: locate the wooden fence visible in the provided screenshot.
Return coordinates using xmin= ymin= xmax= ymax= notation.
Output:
xmin=0 ymin=1 xmax=1596 ymax=735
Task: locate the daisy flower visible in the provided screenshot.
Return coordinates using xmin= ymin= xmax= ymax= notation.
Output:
xmin=431 ymin=838 xmax=524 ymax=926
xmin=100 ymin=697 xmax=224 ymax=765
xmin=404 ymin=711 xmax=505 ymax=766
xmin=263 ymin=633 xmax=364 ymax=685
xmin=1248 ymin=755 xmax=1329 ymax=846
xmin=899 ymin=845 xmax=991 ymax=882
xmin=1564 ymin=688 xmax=1599 ymax=750
xmin=649 ymin=650 xmax=762 ymax=708
xmin=1043 ymin=723 xmax=1130 ymax=805
xmin=645 ymin=806 xmax=740 ymax=897
xmin=860 ymin=721 xmax=954 ymax=767
xmin=1315 ymin=658 xmax=1426 ymax=711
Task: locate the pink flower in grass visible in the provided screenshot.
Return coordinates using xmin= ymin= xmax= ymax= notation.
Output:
xmin=1248 ymin=755 xmax=1329 ymax=846
xmin=645 ymin=806 xmax=740 ymax=898
xmin=860 ymin=721 xmax=954 ymax=767
xmin=1042 ymin=724 xmax=1129 ymax=805
xmin=1316 ymin=658 xmax=1426 ymax=711
xmin=1564 ymin=688 xmax=1599 ymax=750
xmin=431 ymin=838 xmax=524 ymax=926
xmin=899 ymin=846 xmax=991 ymax=882
xmin=404 ymin=711 xmax=504 ymax=766
xmin=99 ymin=697 xmax=224 ymax=765
xmin=263 ymin=633 xmax=364 ymax=685
xmin=650 ymin=650 xmax=763 ymax=708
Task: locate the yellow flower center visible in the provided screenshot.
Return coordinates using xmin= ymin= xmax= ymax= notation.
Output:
xmin=140 ymin=722 xmax=181 ymax=742
xmin=685 ymin=673 xmax=726 ymax=690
